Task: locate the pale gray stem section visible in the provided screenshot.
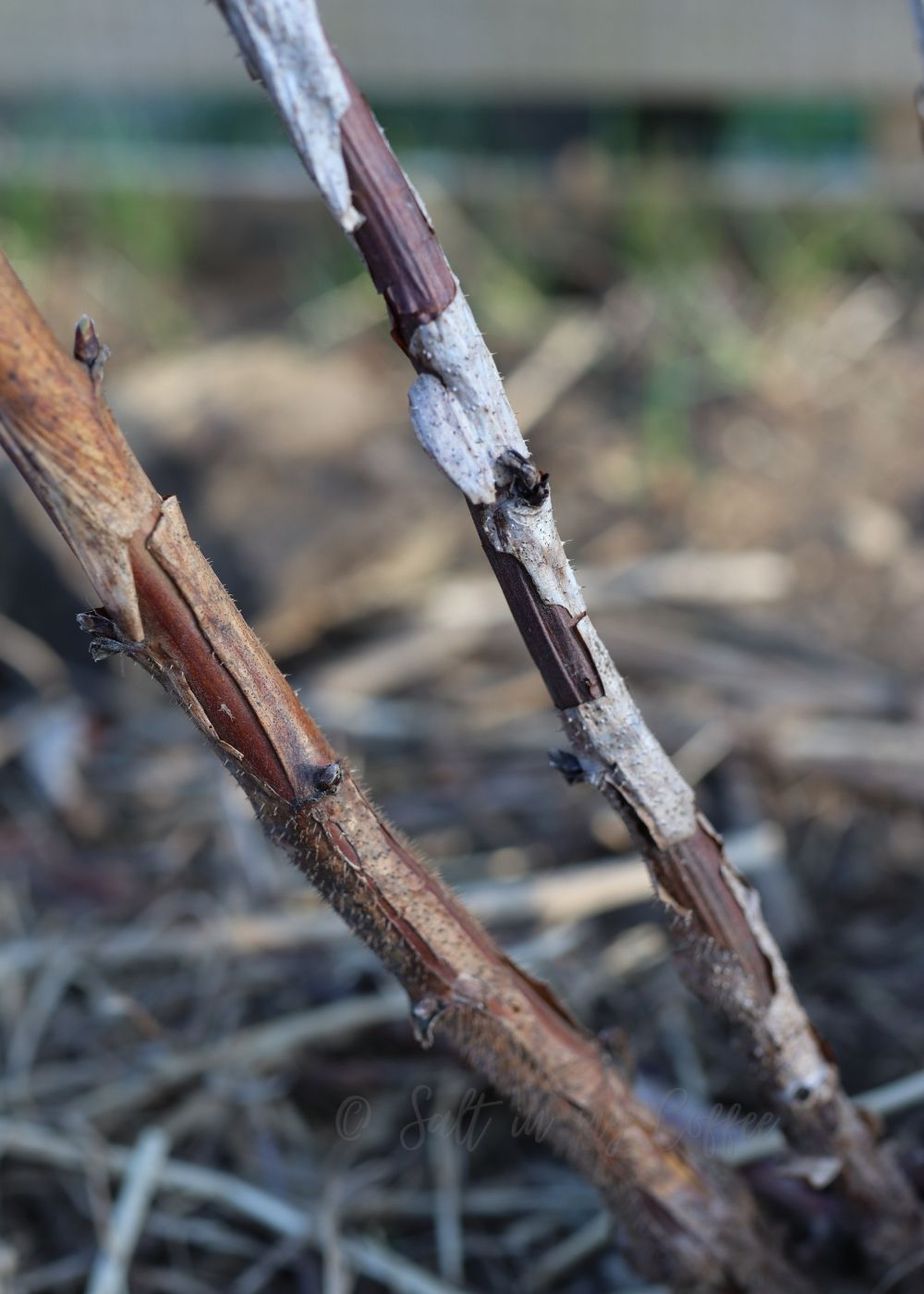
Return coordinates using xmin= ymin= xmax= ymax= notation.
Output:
xmin=216 ymin=0 xmax=363 ymax=233
xmin=408 ymin=291 xmax=697 ymax=844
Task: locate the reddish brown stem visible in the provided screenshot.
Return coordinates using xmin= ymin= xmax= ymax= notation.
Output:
xmin=0 ymin=253 xmax=806 ymax=1290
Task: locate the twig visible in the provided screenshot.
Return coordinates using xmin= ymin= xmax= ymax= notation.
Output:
xmin=0 ymin=1242 xmax=15 ymax=1294
xmin=213 ymin=0 xmax=924 ymax=1264
xmin=229 ymin=1234 xmax=315 ymax=1294
xmin=84 ymin=1127 xmax=169 ymax=1294
xmin=145 ymin=1212 xmax=261 ymax=1260
xmin=428 ymin=1080 xmax=466 ymax=1284
xmin=318 ymin=1173 xmax=350 ymax=1294
xmin=16 ymin=1252 xmax=94 ymax=1294
xmin=309 ymin=552 xmax=795 ymax=701
xmin=347 ymin=1182 xmax=599 ymax=1222
xmin=528 ymin=1211 xmax=612 ymax=1292
xmin=0 ymin=611 xmax=69 ymax=696
xmin=0 ymin=256 xmax=800 ymax=1291
xmin=0 ymin=1118 xmax=465 ymax=1294
xmin=0 ymin=831 xmax=779 ymax=1123
xmin=5 ymin=946 xmax=78 ymax=1077
xmin=723 ymin=1065 xmax=924 ymax=1167
xmin=66 ymin=991 xmax=407 ymax=1127
xmin=863 ymin=1067 xmax=924 ymax=1121
xmin=581 ymin=616 xmax=894 ymax=714
xmin=760 ymin=714 xmax=924 ymax=807
xmin=0 ymin=824 xmax=791 ymax=983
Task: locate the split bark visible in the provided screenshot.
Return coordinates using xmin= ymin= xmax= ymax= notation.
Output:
xmin=0 ymin=253 xmax=805 ymax=1291
xmin=212 ymin=0 xmax=924 ymax=1266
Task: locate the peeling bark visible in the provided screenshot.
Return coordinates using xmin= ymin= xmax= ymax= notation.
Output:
xmin=211 ymin=0 xmax=924 ymax=1266
xmin=0 ymin=252 xmax=808 ymax=1292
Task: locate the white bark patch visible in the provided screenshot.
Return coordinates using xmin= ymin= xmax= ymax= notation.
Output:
xmin=564 ymin=692 xmax=697 ymax=847
xmin=408 ymin=374 xmax=497 ymax=504
xmin=483 ymin=493 xmax=585 ymax=615
xmin=407 ymin=289 xmax=696 ymax=847
xmin=408 ymin=291 xmax=524 ymax=503
xmin=567 ymin=616 xmax=697 ymax=844
xmin=218 ymin=0 xmax=362 ymax=233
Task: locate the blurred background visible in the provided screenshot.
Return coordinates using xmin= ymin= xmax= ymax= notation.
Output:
xmin=3 ymin=3 xmax=924 ymax=1291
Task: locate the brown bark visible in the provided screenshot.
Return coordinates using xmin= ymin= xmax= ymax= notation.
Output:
xmin=0 ymin=252 xmax=806 ymax=1290
xmin=211 ymin=0 xmax=924 ymax=1267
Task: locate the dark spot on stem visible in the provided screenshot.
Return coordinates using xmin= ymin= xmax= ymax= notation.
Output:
xmin=548 ymin=749 xmax=586 ymax=784
xmin=314 ymin=762 xmax=343 ymax=796
xmin=497 ymin=449 xmax=549 ymax=507
xmin=73 ymin=315 xmax=110 ymax=382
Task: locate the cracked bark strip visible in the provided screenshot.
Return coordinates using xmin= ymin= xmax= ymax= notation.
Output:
xmin=0 ymin=256 xmax=807 ymax=1291
xmin=212 ymin=0 xmax=924 ymax=1265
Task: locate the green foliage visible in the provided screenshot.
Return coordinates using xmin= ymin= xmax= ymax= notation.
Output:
xmin=724 ymin=101 xmax=865 ymax=160
xmin=2 ymin=93 xmax=287 ymax=149
xmin=0 ymin=185 xmax=198 ymax=279
xmin=620 ymin=170 xmax=724 ymax=276
xmin=0 ymin=186 xmax=59 ymax=262
xmin=736 ymin=207 xmax=920 ymax=298
xmin=85 ymin=190 xmax=199 ymax=278
xmin=640 ymin=347 xmax=695 ymax=463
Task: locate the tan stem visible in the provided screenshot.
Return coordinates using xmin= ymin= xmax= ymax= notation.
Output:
xmin=0 ymin=253 xmax=806 ymax=1290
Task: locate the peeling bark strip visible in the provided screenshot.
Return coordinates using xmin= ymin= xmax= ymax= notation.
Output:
xmin=0 ymin=255 xmax=807 ymax=1292
xmin=213 ymin=0 xmax=924 ymax=1264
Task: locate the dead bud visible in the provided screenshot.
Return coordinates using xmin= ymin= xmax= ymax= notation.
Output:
xmin=314 ymin=761 xmax=342 ymax=795
xmin=411 ymin=994 xmax=449 ymax=1048
xmin=77 ymin=610 xmax=143 ymax=661
xmin=76 ymin=610 xmax=118 ymax=637
xmin=73 ymin=315 xmax=110 ymax=383
xmin=597 ymin=1025 xmax=635 ymax=1077
xmin=496 ymin=448 xmax=549 ymax=506
xmin=549 ymin=748 xmax=586 ymax=784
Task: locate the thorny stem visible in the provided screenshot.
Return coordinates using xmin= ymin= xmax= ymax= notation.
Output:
xmin=0 ymin=255 xmax=805 ymax=1290
xmin=212 ymin=0 xmax=924 ymax=1268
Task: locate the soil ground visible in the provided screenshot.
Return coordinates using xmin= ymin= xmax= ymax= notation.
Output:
xmin=2 ymin=176 xmax=924 ymax=1292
